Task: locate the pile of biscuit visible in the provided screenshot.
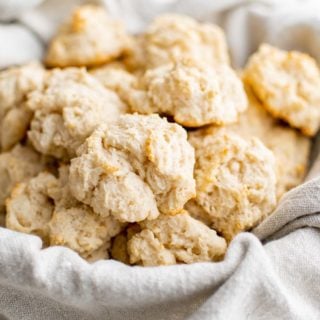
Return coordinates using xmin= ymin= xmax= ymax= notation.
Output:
xmin=0 ymin=5 xmax=317 ymax=266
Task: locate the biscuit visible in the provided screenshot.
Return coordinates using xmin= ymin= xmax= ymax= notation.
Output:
xmin=5 ymin=161 xmax=123 ymax=259
xmin=90 ymin=62 xmax=137 ymax=105
xmin=0 ymin=144 xmax=45 ymax=215
xmin=244 ymin=44 xmax=320 ymax=136
xmin=45 ymin=5 xmax=130 ymax=67
xmin=48 ymin=164 xmax=124 ymax=260
xmin=69 ymin=114 xmax=195 ymax=223
xmin=85 ymin=242 xmax=111 ymax=262
xmin=188 ymin=128 xmax=277 ymax=241
xmin=0 ymin=212 xmax=5 ymax=227
xmin=111 ymin=224 xmax=141 ymax=264
xmin=129 ymin=60 xmax=247 ymax=127
xmin=111 ymin=233 xmax=129 ymax=264
xmin=0 ymin=63 xmax=46 ymax=151
xmin=142 ymin=14 xmax=229 ymax=69
xmin=123 ymin=35 xmax=147 ymax=72
xmin=184 ymin=199 xmax=212 ymax=227
xmin=6 ymin=172 xmax=58 ymax=244
xmin=49 ymin=205 xmax=123 ymax=261
xmin=27 ymin=68 xmax=126 ymax=159
xmin=265 ymin=127 xmax=310 ymax=198
xmin=47 ymin=164 xmax=82 ymax=210
xmin=229 ymin=84 xmax=274 ymax=138
xmin=230 ymin=86 xmax=311 ymax=199
xmin=127 ymin=212 xmax=227 ymax=266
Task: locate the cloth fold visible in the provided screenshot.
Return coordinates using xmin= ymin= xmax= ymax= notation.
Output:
xmin=253 ymin=176 xmax=320 ymax=241
xmin=0 ymin=0 xmax=320 ymax=319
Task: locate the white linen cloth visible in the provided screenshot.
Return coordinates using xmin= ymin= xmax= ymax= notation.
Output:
xmin=0 ymin=0 xmax=320 ymax=319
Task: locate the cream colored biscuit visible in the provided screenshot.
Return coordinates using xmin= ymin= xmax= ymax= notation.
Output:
xmin=184 ymin=199 xmax=212 ymax=227
xmin=142 ymin=14 xmax=229 ymax=69
xmin=45 ymin=5 xmax=129 ymax=67
xmin=230 ymin=85 xmax=311 ymax=199
xmin=123 ymin=35 xmax=147 ymax=72
xmin=265 ymin=127 xmax=310 ymax=198
xmin=111 ymin=224 xmax=141 ymax=264
xmin=27 ymin=68 xmax=126 ymax=159
xmin=47 ymin=164 xmax=82 ymax=210
xmin=49 ymin=205 xmax=122 ymax=261
xmin=229 ymin=84 xmax=274 ymax=138
xmin=0 ymin=144 xmax=45 ymax=215
xmin=5 ymin=160 xmax=123 ymax=259
xmin=0 ymin=62 xmax=46 ymax=151
xmin=69 ymin=114 xmax=195 ymax=223
xmin=244 ymin=44 xmax=320 ymax=136
xmin=90 ymin=62 xmax=137 ymax=105
xmin=50 ymin=164 xmax=123 ymax=260
xmin=188 ymin=128 xmax=277 ymax=241
xmin=127 ymin=212 xmax=227 ymax=266
xmin=86 ymin=242 xmax=110 ymax=262
xmin=6 ymin=172 xmax=58 ymax=244
xmin=129 ymin=60 xmax=247 ymax=127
